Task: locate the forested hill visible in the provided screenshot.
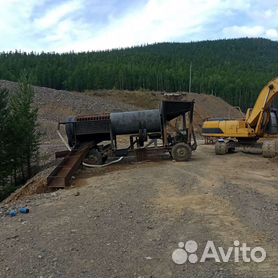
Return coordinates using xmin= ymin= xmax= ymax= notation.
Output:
xmin=0 ymin=38 xmax=277 ymax=109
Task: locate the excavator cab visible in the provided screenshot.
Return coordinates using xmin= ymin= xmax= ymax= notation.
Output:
xmin=266 ymin=108 xmax=278 ymax=135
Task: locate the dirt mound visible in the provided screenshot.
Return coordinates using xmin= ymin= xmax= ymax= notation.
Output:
xmin=86 ymin=89 xmax=243 ymax=132
xmin=0 ymin=80 xmax=145 ymax=163
xmin=0 ymin=80 xmax=242 ymax=162
xmin=0 ymin=80 xmax=242 ymax=135
xmin=0 ymin=80 xmax=139 ymax=140
xmin=1 ymin=167 xmax=53 ymax=206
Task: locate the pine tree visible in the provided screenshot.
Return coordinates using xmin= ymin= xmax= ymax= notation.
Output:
xmin=0 ymin=38 xmax=277 ymax=108
xmin=8 ymin=74 xmax=40 ymax=181
xmin=0 ymin=88 xmax=9 ymax=186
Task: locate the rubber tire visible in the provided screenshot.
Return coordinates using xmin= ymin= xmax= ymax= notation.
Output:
xmin=262 ymin=141 xmax=277 ymax=158
xmin=227 ymin=140 xmax=236 ymax=153
xmin=88 ymin=149 xmax=103 ymax=165
xmin=215 ymin=142 xmax=227 ymax=155
xmin=102 ymin=155 xmax=108 ymax=164
xmin=171 ymin=143 xmax=192 ymax=161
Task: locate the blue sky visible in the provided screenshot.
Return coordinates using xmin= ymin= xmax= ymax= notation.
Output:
xmin=0 ymin=0 xmax=276 ymax=53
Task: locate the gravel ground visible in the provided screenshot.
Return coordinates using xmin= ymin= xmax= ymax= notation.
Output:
xmin=0 ymin=144 xmax=277 ymax=278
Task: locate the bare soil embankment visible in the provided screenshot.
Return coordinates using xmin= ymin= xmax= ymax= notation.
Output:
xmin=0 ymin=80 xmax=242 ymax=141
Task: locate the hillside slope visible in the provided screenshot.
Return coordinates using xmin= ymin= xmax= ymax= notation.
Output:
xmin=0 ymin=38 xmax=277 ymax=108
xmin=0 ymin=80 xmax=242 ymax=142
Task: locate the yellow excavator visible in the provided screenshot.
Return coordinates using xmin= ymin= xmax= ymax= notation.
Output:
xmin=202 ymin=78 xmax=278 ymax=157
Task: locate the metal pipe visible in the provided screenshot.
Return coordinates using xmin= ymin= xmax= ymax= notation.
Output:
xmin=110 ymin=109 xmax=161 ymax=135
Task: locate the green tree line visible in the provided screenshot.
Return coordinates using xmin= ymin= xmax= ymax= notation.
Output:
xmin=0 ymin=76 xmax=40 ymax=201
xmin=0 ymin=38 xmax=277 ymax=110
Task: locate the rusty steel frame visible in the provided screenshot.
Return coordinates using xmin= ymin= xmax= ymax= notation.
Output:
xmin=47 ymin=143 xmax=92 ymax=188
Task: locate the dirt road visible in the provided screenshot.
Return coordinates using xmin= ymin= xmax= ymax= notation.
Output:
xmin=0 ymin=144 xmax=277 ymax=278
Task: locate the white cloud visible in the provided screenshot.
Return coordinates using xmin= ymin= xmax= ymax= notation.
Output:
xmin=0 ymin=0 xmax=46 ymax=50
xmin=263 ymin=9 xmax=274 ymax=19
xmin=265 ymin=29 xmax=278 ymax=41
xmin=59 ymin=0 xmax=258 ymax=52
xmin=79 ymin=0 xmax=214 ymax=50
xmin=34 ymin=0 xmax=83 ymax=30
xmin=0 ymin=0 xmax=276 ymax=52
xmin=222 ymin=25 xmax=277 ymax=40
xmin=223 ymin=25 xmax=264 ymax=37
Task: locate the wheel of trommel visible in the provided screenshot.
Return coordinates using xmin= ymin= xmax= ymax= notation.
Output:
xmin=171 ymin=143 xmax=192 ymax=161
xmin=87 ymin=149 xmax=103 ymax=164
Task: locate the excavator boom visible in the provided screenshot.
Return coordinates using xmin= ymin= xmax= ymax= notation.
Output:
xmin=246 ymin=78 xmax=278 ymax=128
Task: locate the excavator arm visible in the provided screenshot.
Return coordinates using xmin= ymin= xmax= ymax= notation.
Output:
xmin=246 ymin=78 xmax=278 ymax=135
